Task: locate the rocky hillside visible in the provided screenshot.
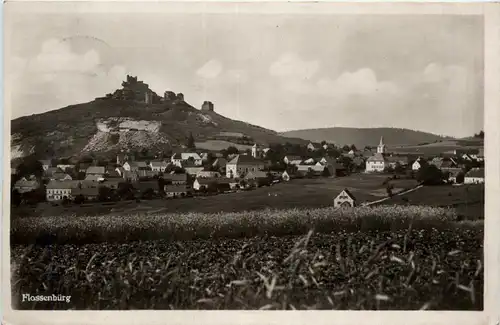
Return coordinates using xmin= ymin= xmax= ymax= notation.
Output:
xmin=280 ymin=127 xmax=452 ymax=149
xmin=11 ymin=97 xmax=307 ymax=160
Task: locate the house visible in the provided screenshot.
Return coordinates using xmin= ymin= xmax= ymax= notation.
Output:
xmin=13 ymin=179 xmax=40 ymax=193
xmin=78 ymin=163 xmax=91 ymax=173
xmin=123 ymin=161 xmax=149 ymax=172
xmin=72 ymin=187 xmax=99 ymax=201
xmin=193 ymin=178 xmax=219 ymax=191
xmin=200 ymin=153 xmax=210 ymax=162
xmin=464 ymin=168 xmax=485 ymax=184
xmin=46 ymin=180 xmax=82 ymax=201
xmin=476 ymin=148 xmax=485 ymax=162
xmin=51 ymin=172 xmax=73 ymax=181
xmin=171 ymin=153 xmax=203 ymax=167
xmin=297 ymin=163 xmax=325 ymax=176
xmin=44 ymin=167 xmax=63 ymax=178
xmin=281 ymin=171 xmax=291 ymax=182
xmin=303 ymin=158 xmax=316 ymax=165
xmin=197 ymin=170 xmax=222 ymax=178
xmin=115 ymin=167 xmax=125 ymax=177
xmin=440 ymin=159 xmax=457 ymax=169
xmin=429 ymin=157 xmax=444 ymax=169
xmin=98 ymin=179 xmax=122 ymax=190
xmin=86 ymin=166 xmax=106 ymax=176
xmin=307 ymin=142 xmax=317 ymax=151
xmin=212 ymin=158 xmax=228 ymax=170
xmin=150 ymin=161 xmax=168 ymax=172
xmin=226 ymin=155 xmax=266 ymax=178
xmin=136 ymin=170 xmax=158 ymax=179
xmin=442 ymin=167 xmax=463 ymax=183
xmin=39 ymin=160 xmax=52 ymax=171
xmin=184 ymin=165 xmax=204 ymax=176
xmin=116 ymin=153 xmax=130 ymax=165
xmin=412 ymin=157 xmax=425 ymax=171
xmin=461 ymin=154 xmax=473 ymax=161
xmin=333 ymin=189 xmax=357 ymax=208
xmin=283 ymin=155 xmax=302 ymax=165
xmin=133 ymin=181 xmax=159 ymax=195
xmin=365 ymin=153 xmax=387 ymax=172
xmin=164 ymin=184 xmax=192 ymax=198
xmin=56 ymin=164 xmax=75 ymax=172
xmin=245 ymin=170 xmax=270 ymax=181
xmin=122 ymin=171 xmax=139 ymax=182
xmin=106 ymin=169 xmax=122 ymax=179
xmin=164 ymin=173 xmax=188 ymax=185
xmin=85 ymin=174 xmax=105 ymax=182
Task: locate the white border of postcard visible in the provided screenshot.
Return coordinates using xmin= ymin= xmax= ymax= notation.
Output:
xmin=2 ymin=2 xmax=499 ymax=325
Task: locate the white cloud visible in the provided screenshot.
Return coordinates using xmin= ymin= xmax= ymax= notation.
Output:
xmin=196 ymin=59 xmax=223 ymax=79
xmin=317 ymin=68 xmax=398 ymax=98
xmin=9 ymin=38 xmax=128 ymax=118
xmin=269 ymin=53 xmax=319 ymax=80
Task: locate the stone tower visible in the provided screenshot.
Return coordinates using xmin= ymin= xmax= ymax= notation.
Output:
xmin=202 ymin=101 xmax=214 ymax=112
xmin=377 ymin=136 xmax=386 ymax=154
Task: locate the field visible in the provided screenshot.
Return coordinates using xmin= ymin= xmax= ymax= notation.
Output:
xmin=12 ymin=226 xmax=483 ymax=310
xmin=380 ymin=184 xmax=484 ymax=220
xmin=194 ymin=140 xmax=253 ymax=151
xmin=11 ymin=174 xmax=419 ymax=218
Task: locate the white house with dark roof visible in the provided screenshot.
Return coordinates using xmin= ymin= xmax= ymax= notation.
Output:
xmin=307 ymin=142 xmax=317 ymax=151
xmin=226 ymin=155 xmax=266 ymax=178
xmin=149 ymin=161 xmax=168 ymax=172
xmin=464 ymin=168 xmax=485 ymax=184
xmin=171 ymin=152 xmax=203 ymax=167
xmin=334 ymin=189 xmax=357 ymax=208
xmin=283 ymin=155 xmax=302 ymax=165
xmin=412 ymin=157 xmax=425 ymax=171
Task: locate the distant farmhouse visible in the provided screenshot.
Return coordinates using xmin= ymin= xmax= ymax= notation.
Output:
xmin=334 ymin=189 xmax=357 ymax=208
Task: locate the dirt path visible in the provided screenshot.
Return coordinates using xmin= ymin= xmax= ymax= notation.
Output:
xmin=362 ymin=185 xmax=424 ymax=206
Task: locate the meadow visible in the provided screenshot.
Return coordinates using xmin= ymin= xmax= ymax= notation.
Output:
xmin=11 ymin=174 xmax=419 ymax=218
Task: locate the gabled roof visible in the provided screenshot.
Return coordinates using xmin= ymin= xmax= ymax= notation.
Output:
xmin=212 ymin=158 xmax=228 ymax=167
xmin=164 ymin=173 xmax=188 ymax=181
xmin=46 ymin=180 xmax=82 ymax=189
xmin=227 ymin=155 xmax=265 ymax=166
xmin=86 ymin=166 xmax=105 ymax=174
xmin=366 ymin=153 xmax=387 ymax=162
xmin=150 ymin=161 xmax=168 ymax=167
xmin=465 ymin=168 xmax=484 ymax=178
xmin=335 ymin=188 xmax=356 ymax=201
xmin=165 ymin=184 xmax=191 ymax=192
xmin=85 ymin=174 xmax=104 ymax=181
xmin=284 ymin=155 xmax=302 ymax=161
xmin=244 ymin=171 xmax=269 ymax=179
xmin=126 ymin=161 xmax=148 ymax=168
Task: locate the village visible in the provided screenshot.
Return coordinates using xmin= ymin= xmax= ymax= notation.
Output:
xmin=11 ymin=134 xmax=485 ymax=213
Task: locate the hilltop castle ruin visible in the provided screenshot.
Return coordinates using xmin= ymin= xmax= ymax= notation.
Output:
xmin=99 ymin=76 xmax=213 ymax=112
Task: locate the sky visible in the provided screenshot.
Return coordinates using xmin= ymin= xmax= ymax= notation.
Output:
xmin=6 ymin=8 xmax=484 ymax=138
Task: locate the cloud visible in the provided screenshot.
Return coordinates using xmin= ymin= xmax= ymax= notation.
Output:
xmin=317 ymin=68 xmax=398 ymax=99
xmin=269 ymin=53 xmax=319 ymax=80
xmin=8 ymin=38 xmax=127 ymax=117
xmin=196 ymin=59 xmax=223 ymax=79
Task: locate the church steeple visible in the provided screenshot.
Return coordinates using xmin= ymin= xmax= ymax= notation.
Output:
xmin=377 ymin=136 xmax=386 ymax=154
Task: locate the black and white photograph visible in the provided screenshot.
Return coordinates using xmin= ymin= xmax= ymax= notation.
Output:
xmin=2 ymin=1 xmax=498 ymax=323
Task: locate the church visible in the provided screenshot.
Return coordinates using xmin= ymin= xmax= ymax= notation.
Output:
xmin=365 ymin=137 xmax=388 ymax=172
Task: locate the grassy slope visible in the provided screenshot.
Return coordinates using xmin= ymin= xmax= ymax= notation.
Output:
xmin=280 ymin=127 xmax=451 ymax=148
xmin=11 ymin=99 xmax=307 ymax=158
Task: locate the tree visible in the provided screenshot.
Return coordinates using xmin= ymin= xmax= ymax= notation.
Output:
xmin=456 ymin=172 xmax=465 ymax=184
xmin=16 ymin=155 xmax=44 ymax=180
xmin=74 ymin=194 xmax=85 ymax=204
xmin=226 ymin=146 xmax=239 ymax=155
xmin=322 ymin=167 xmax=331 ymax=177
xmin=342 ymin=145 xmax=351 ymax=153
xmin=416 ymin=164 xmax=445 ymax=185
xmin=350 ymin=144 xmax=357 ymax=151
xmin=386 ymin=184 xmax=394 ymax=197
xmin=187 ymin=132 xmax=196 ymax=149
xmin=157 ymin=177 xmax=165 ymax=197
xmin=11 ymin=189 xmax=21 ymax=207
xmin=394 ymin=162 xmax=406 ymax=174
xmin=98 ymin=186 xmax=113 ymax=202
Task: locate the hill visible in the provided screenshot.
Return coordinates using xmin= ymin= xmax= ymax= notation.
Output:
xmin=11 ymin=81 xmax=308 ymax=160
xmin=280 ymin=127 xmax=453 ymax=149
